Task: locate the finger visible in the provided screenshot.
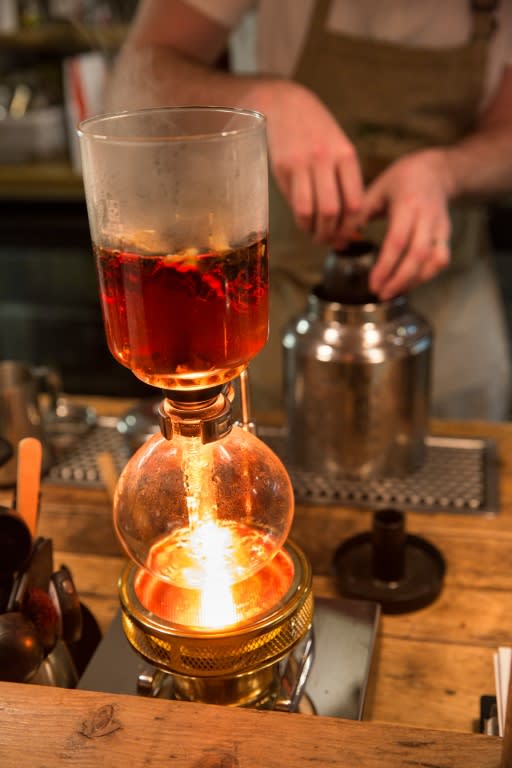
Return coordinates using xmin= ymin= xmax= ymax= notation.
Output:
xmin=379 ymin=213 xmax=435 ymax=299
xmin=311 ymin=162 xmax=342 ymax=244
xmin=341 ymin=174 xmax=387 ymax=252
xmin=289 ymin=167 xmax=315 ymax=233
xmin=416 ymin=244 xmax=450 ymax=284
xmin=357 ymin=176 xmax=386 ymax=226
xmin=337 ymin=150 xmax=364 ymax=213
xmin=335 ymin=151 xmax=364 ymax=239
xmin=369 ymin=207 xmax=415 ymax=295
xmin=417 ymin=228 xmax=452 ymax=284
xmin=414 ymin=214 xmax=451 ymax=284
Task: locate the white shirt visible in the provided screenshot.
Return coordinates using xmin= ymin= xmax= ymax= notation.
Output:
xmin=185 ymin=0 xmax=512 ymax=108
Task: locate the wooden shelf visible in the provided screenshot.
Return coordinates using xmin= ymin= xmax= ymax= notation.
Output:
xmin=0 ymin=21 xmax=127 ymax=54
xmin=0 ymin=161 xmax=84 ymax=200
xmin=0 ymin=21 xmax=128 ymax=200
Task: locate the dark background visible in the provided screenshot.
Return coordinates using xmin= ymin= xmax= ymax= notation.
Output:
xmin=0 ymin=4 xmax=511 ymax=398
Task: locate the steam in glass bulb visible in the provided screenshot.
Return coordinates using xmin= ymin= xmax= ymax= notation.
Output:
xmin=114 ymin=422 xmax=294 ymax=628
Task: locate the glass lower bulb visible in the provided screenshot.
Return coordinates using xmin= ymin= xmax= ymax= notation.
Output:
xmin=114 ymin=424 xmax=294 ymax=595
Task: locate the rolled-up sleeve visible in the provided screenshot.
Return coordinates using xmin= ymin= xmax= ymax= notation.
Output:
xmin=184 ymin=0 xmax=256 ymax=28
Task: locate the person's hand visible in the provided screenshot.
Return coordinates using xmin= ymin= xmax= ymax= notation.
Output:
xmin=259 ymin=81 xmax=364 ymax=244
xmin=358 ymin=149 xmax=453 ymax=300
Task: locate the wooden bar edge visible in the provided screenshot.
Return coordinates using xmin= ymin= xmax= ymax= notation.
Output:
xmin=0 ymin=681 xmax=502 ymax=767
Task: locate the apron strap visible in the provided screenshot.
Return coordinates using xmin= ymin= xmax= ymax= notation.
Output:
xmin=470 ymin=0 xmax=499 ymax=41
xmin=312 ymin=0 xmax=498 ymax=44
xmin=308 ymin=0 xmax=331 ymax=37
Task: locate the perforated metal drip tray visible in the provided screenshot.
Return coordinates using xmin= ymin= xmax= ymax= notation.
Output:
xmin=260 ymin=426 xmax=499 ymax=516
xmin=44 ymin=418 xmax=499 ymax=516
xmin=45 ymin=416 xmax=132 ymax=487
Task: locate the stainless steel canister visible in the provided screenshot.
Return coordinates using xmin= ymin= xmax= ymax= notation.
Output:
xmin=0 ymin=361 xmax=57 ymax=486
xmin=282 ymin=241 xmax=432 ymax=479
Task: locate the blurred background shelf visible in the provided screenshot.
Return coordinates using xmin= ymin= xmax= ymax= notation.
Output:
xmin=0 ymin=3 xmax=510 ymax=403
xmin=0 ymin=3 xmax=150 ymax=397
xmin=0 ymin=9 xmax=132 ymax=201
xmin=0 ymin=21 xmax=127 ymax=53
xmin=0 ymin=161 xmax=84 ymax=199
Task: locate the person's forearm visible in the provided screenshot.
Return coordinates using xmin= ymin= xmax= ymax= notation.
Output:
xmin=104 ymin=39 xmax=365 ymax=247
xmin=440 ymin=67 xmax=512 ymax=201
xmin=441 ymin=127 xmax=512 ymax=201
xmin=105 ymin=42 xmax=282 ymax=115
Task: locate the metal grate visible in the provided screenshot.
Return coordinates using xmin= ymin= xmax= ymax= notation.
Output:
xmin=121 ymin=591 xmax=314 ymax=676
xmin=45 ymin=416 xmax=131 ymax=487
xmin=260 ymin=426 xmax=499 ymax=516
xmin=44 ymin=418 xmax=499 ymax=516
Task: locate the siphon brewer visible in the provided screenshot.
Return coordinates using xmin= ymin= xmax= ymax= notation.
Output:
xmin=78 ymin=106 xmax=314 ymax=710
xmin=282 ymin=240 xmax=433 ymax=480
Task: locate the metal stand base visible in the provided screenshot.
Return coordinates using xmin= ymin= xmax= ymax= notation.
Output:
xmin=78 ymin=596 xmax=380 ymax=720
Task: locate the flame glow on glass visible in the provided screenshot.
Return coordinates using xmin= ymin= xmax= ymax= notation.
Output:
xmin=192 ymin=521 xmax=237 ymax=628
xmin=135 ymin=544 xmax=295 ymax=631
xmin=145 ymin=435 xmax=275 ymax=629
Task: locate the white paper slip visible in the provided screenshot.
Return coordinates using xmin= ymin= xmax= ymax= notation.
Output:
xmin=494 ymin=646 xmax=512 ymax=736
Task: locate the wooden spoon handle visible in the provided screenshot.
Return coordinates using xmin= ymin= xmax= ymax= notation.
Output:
xmin=16 ymin=437 xmax=42 ymax=538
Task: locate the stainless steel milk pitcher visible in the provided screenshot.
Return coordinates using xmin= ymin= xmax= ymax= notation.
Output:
xmin=0 ymin=361 xmax=57 ymax=486
xmin=282 ymin=241 xmax=432 ymax=480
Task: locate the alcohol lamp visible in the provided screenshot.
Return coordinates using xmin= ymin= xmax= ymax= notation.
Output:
xmin=282 ymin=240 xmax=432 ymax=479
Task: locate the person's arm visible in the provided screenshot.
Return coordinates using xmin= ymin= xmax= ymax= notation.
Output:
xmin=106 ymin=0 xmax=364 ymax=245
xmin=106 ymin=0 xmax=250 ymax=109
xmin=445 ymin=65 xmax=512 ymax=198
xmin=364 ymin=66 xmax=512 ymax=300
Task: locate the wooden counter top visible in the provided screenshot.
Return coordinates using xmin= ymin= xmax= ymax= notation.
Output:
xmin=0 ymin=397 xmax=509 ymax=766
xmin=0 ymin=681 xmax=502 ymax=767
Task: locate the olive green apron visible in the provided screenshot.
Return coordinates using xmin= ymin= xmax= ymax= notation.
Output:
xmin=249 ymin=0 xmax=511 ymax=420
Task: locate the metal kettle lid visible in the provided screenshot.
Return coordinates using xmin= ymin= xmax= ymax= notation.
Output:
xmin=317 ymin=239 xmax=379 ymax=304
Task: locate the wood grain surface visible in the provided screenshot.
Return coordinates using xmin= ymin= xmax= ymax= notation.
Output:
xmin=0 ymin=682 xmax=502 ymax=768
xmin=0 ymin=399 xmax=509 ymax=765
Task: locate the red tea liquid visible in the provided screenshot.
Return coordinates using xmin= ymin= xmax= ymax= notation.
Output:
xmin=94 ymin=236 xmax=268 ymax=389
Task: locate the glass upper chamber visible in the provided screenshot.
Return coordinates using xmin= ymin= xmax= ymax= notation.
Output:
xmin=78 ymin=107 xmax=269 ymax=391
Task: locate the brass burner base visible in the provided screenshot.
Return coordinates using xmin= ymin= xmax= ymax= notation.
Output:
xmin=171 ymin=664 xmax=281 ymax=708
xmin=119 ymin=540 xmax=313 ymax=707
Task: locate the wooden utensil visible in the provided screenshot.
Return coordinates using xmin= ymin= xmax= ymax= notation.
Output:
xmin=15 ymin=437 xmax=42 ymax=538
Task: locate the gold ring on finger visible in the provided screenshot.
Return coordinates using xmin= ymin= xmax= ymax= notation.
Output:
xmin=431 ymin=238 xmax=450 ymax=248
